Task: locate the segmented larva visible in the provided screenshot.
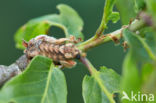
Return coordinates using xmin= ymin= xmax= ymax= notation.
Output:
xmin=23 ymin=35 xmax=81 ymax=68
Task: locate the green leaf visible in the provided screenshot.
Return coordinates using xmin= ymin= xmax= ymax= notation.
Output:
xmin=116 ymin=0 xmax=136 ymax=24
xmin=141 ymin=63 xmax=155 ymax=83
xmin=14 ymin=4 xmax=84 ymax=49
xmin=108 ymin=12 xmax=120 ymax=23
xmin=97 ymin=0 xmax=120 ymax=33
xmin=145 ymin=0 xmax=156 ymax=24
xmin=142 ymin=65 xmax=156 ymax=94
xmin=121 ymin=51 xmax=141 ymax=103
xmin=121 ymin=28 xmax=156 ymax=103
xmin=123 ymin=29 xmax=156 ymax=63
xmin=146 ymin=0 xmax=156 ymax=17
xmin=104 ymin=0 xmax=120 ymax=24
xmin=0 ymin=56 xmax=67 ymax=103
xmin=134 ymin=0 xmax=145 ymax=13
xmin=121 ymin=52 xmax=156 ymax=103
xmin=83 ymin=67 xmax=120 ymax=103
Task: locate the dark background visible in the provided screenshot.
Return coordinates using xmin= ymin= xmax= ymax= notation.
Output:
xmin=0 ymin=0 xmax=124 ymax=103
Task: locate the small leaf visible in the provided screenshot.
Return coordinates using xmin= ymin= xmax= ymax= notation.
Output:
xmin=134 ymin=0 xmax=146 ymax=13
xmin=14 ymin=4 xmax=84 ymax=49
xmin=108 ymin=12 xmax=120 ymax=23
xmin=116 ymin=0 xmax=136 ymax=24
xmin=104 ymin=0 xmax=120 ymax=24
xmin=97 ymin=0 xmax=120 ymax=34
xmin=82 ymin=67 xmax=120 ymax=103
xmin=0 ymin=56 xmax=67 ymax=103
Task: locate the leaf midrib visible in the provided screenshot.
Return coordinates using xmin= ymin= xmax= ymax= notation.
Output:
xmin=41 ymin=64 xmax=54 ymax=103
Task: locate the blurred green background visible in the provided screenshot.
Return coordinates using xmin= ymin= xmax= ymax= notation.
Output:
xmin=0 ymin=0 xmax=124 ymax=103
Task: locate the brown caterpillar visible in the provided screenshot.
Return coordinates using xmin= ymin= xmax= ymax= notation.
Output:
xmin=23 ymin=35 xmax=81 ymax=68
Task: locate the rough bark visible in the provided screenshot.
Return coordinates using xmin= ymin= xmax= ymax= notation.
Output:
xmin=0 ymin=55 xmax=27 ymax=86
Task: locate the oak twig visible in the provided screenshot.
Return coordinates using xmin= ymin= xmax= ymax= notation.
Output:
xmin=78 ymin=19 xmax=146 ymax=52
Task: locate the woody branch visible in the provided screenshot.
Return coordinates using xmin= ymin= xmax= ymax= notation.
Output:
xmin=78 ymin=19 xmax=146 ymax=52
